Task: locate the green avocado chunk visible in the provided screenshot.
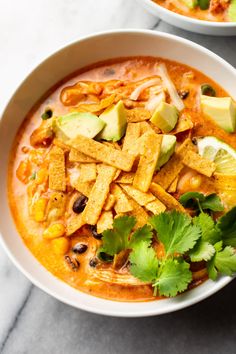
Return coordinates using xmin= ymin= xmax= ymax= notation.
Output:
xmin=201 ymin=95 xmax=236 ymax=133
xmin=156 ymin=135 xmax=177 ymax=170
xmin=228 ymin=0 xmax=236 ymax=22
xmin=181 ymin=0 xmax=198 ymax=9
xmin=150 ymin=102 xmax=179 ymax=133
xmin=53 ymin=112 xmax=106 ymax=141
xmin=98 ymin=100 xmax=127 ymax=142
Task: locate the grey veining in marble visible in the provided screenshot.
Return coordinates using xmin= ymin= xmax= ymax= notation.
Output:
xmin=0 ymin=1 xmax=236 ymax=353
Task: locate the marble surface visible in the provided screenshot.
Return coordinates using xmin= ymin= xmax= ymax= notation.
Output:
xmin=0 ymin=1 xmax=236 ymax=353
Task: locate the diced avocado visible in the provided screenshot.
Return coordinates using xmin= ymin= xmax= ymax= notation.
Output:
xmin=150 ymin=102 xmax=179 ymax=133
xmin=180 ymin=0 xmax=198 ymax=9
xmin=98 ymin=100 xmax=127 ymax=142
xmin=156 ymin=135 xmax=176 ymax=170
xmin=228 ymin=0 xmax=236 ymax=22
xmin=53 ymin=112 xmax=105 ymax=141
xmin=201 ymin=95 xmax=236 ymax=133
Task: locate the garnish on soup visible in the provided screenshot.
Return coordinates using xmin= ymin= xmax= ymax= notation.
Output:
xmin=9 ymin=57 xmax=236 ymax=301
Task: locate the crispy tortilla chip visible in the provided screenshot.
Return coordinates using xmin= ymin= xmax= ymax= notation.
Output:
xmin=46 ymin=192 xmax=66 ymax=221
xmin=122 ymin=123 xmax=141 ymax=153
xmin=115 ymin=172 xmax=134 ymax=184
xmin=69 ymin=148 xmax=97 ymax=163
xmin=53 ymin=139 xmax=70 ymax=152
xmin=126 ymin=108 xmax=151 ymax=123
xmin=150 ymin=182 xmax=185 ymax=212
xmin=72 ymin=180 xmax=94 ymax=198
xmin=153 ymin=155 xmax=183 ymax=190
xmin=103 ymin=141 xmax=122 ymax=150
xmin=167 ymin=175 xmax=179 ymax=193
xmin=138 ymin=121 xmax=156 ymax=135
xmin=127 ymin=197 xmax=149 ymax=229
xmin=74 ymin=94 xmax=116 ymax=113
xmin=133 ymin=133 xmax=163 ymax=192
xmin=82 ymin=165 xmax=116 ymax=225
xmin=120 ymin=184 xmax=155 ymax=206
xmin=111 ymin=184 xmax=133 ymax=213
xmin=172 ymin=113 xmax=193 ymax=134
xmin=213 ymin=173 xmax=236 ymax=190
xmin=97 ymin=211 xmax=114 ymax=234
xmin=79 ymin=163 xmax=97 ymax=182
xmin=49 ymin=146 xmax=66 ymax=191
xmin=66 ymin=213 xmax=85 ymax=236
xmin=176 ymin=137 xmax=196 ymax=159
xmin=67 ymin=135 xmax=135 ymax=172
xmin=183 ymin=150 xmax=216 ymax=177
xmin=103 ymin=194 xmax=116 ymax=211
xmin=145 ymin=199 xmax=166 ymax=214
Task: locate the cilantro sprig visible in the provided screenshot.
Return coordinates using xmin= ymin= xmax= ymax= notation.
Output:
xmin=98 ymin=207 xmax=236 ymax=298
xmin=179 ymin=192 xmax=224 ymax=214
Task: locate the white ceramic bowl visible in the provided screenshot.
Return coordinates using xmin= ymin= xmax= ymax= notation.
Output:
xmin=0 ymin=30 xmax=235 ymax=317
xmin=137 ymin=0 xmax=236 ymax=36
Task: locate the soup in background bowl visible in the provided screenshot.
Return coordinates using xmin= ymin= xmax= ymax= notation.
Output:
xmin=1 ymin=30 xmax=236 ymax=317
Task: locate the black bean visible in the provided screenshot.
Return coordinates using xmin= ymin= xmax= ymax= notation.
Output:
xmin=192 ymin=137 xmax=198 ymax=145
xmin=72 ymin=243 xmax=88 ymax=254
xmin=104 ymin=67 xmax=115 ymax=76
xmin=64 ymin=255 xmax=79 ymax=271
xmin=89 ymin=225 xmax=102 ymax=240
xmin=73 ymin=195 xmax=88 ymax=214
xmin=178 ymin=90 xmax=189 ymax=100
xmin=89 ymin=258 xmax=98 ymax=268
xmin=201 ymin=84 xmax=216 ymax=97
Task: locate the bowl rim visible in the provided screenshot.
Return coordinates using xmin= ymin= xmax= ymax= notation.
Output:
xmin=0 ymin=29 xmax=234 ymax=317
xmin=140 ymin=0 xmax=236 ymax=27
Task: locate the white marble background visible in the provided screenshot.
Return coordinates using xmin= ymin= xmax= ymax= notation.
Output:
xmin=0 ymin=1 xmax=236 ymax=353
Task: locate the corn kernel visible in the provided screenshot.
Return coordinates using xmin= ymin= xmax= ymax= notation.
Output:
xmin=35 ymin=168 xmax=48 ymax=185
xmin=51 ymin=237 xmax=70 ymax=255
xmin=33 ymin=198 xmax=47 ymax=222
xmin=43 ymin=223 xmax=65 ymax=239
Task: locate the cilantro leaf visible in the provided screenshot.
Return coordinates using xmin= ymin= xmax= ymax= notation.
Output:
xmin=153 ymin=259 xmax=192 ymax=297
xmin=214 ymin=246 xmax=236 ymax=276
xmin=101 ymin=216 xmax=136 ymax=255
xmin=207 ymin=256 xmax=218 ymax=281
xmin=217 ymin=207 xmax=236 ymax=247
xmin=193 ymin=213 xmax=221 ymax=245
xmin=189 ymin=240 xmax=215 ymax=262
xmin=150 ymin=211 xmax=201 ymax=256
xmin=129 ymin=241 xmax=159 ymax=282
xmin=179 ymin=192 xmax=224 ymax=213
xmin=129 ymin=224 xmax=153 ymax=249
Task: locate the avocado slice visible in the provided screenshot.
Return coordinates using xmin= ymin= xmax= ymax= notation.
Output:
xmin=53 ymin=112 xmax=105 ymax=141
xmin=201 ymin=95 xmax=236 ymax=133
xmin=98 ymin=100 xmax=127 ymax=142
xmin=228 ymin=0 xmax=236 ymax=22
xmin=150 ymin=102 xmax=179 ymax=133
xmin=180 ymin=0 xmax=198 ymax=9
xmin=156 ymin=135 xmax=177 ymax=170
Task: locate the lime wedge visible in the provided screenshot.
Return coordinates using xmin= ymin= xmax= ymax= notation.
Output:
xmin=197 ymin=136 xmax=236 ymax=175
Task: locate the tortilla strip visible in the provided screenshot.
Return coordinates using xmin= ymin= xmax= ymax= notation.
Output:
xmin=138 ymin=121 xmax=156 ymax=135
xmin=183 ymin=150 xmax=216 ymax=177
xmin=71 ymin=179 xmax=94 ymax=198
xmin=127 ymin=197 xmax=149 ymax=229
xmin=145 ymin=199 xmax=166 ymax=214
xmin=49 ymin=146 xmax=66 ymax=191
xmin=46 ymin=192 xmax=66 ymax=221
xmin=120 ymin=184 xmax=155 ymax=206
xmin=122 ymin=123 xmax=141 ymax=153
xmin=116 ymin=172 xmax=135 ymax=184
xmin=67 ymin=135 xmax=135 ymax=172
xmin=126 ymin=108 xmax=151 ymax=123
xmin=97 ymin=211 xmax=114 ymax=234
xmin=150 ymin=182 xmax=186 ymax=212
xmin=213 ymin=173 xmax=236 ymax=190
xmin=53 ymin=139 xmax=70 ymax=152
xmin=69 ymin=148 xmax=97 ymax=163
xmin=153 ymin=153 xmax=183 ymax=190
xmin=167 ymin=175 xmax=179 ymax=193
xmin=111 ymin=184 xmax=133 ymax=213
xmin=82 ymin=165 xmax=117 ymax=225
xmin=79 ymin=163 xmax=97 ymax=182
xmin=133 ymin=133 xmax=163 ymax=192
xmin=103 ymin=194 xmax=116 ymax=211
xmin=66 ymin=213 xmax=85 ymax=236
xmin=171 ymin=114 xmax=193 ymax=134
xmin=176 ymin=137 xmax=196 ymax=159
